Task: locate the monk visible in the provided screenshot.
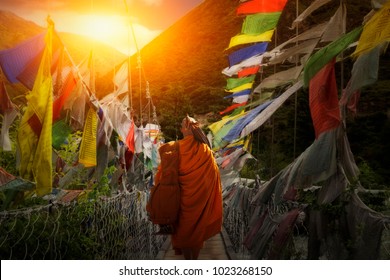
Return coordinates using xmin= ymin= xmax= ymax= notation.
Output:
xmin=153 ymin=115 xmax=223 ymax=260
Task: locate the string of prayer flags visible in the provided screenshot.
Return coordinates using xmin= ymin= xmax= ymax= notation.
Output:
xmin=223 ymin=100 xmax=273 ymax=143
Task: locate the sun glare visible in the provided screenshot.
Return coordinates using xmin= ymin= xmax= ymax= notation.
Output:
xmin=82 ymin=15 xmax=127 ymax=44
xmin=63 ymin=14 xmax=161 ymax=55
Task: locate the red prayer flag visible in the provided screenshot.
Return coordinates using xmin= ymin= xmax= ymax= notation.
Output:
xmin=237 ymin=0 xmax=288 ymax=15
xmin=52 ymin=71 xmax=77 ymax=121
xmin=237 ymin=65 xmax=261 ymax=78
xmin=219 ymin=102 xmax=247 ymax=115
xmin=125 ymin=120 xmax=135 ymax=154
xmin=309 ymin=58 xmax=341 ymax=138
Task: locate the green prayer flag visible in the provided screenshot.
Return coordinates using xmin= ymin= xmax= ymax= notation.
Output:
xmin=226 ymin=75 xmax=256 ymax=90
xmin=303 ymin=26 xmax=363 ymax=86
xmin=242 ymin=12 xmax=281 ymax=35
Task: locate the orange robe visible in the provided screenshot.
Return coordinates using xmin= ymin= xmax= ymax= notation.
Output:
xmin=154 ymin=135 xmax=223 ymax=250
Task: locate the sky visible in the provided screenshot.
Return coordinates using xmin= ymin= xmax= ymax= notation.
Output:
xmin=1 ymin=0 xmax=204 ymax=55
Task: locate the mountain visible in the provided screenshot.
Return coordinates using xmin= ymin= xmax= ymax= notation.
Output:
xmin=0 ymin=10 xmax=126 ymax=99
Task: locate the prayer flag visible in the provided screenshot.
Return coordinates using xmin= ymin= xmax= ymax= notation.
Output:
xmin=210 ymin=116 xmax=244 ymax=150
xmin=291 ymin=0 xmax=332 ymax=29
xmin=340 ymin=43 xmax=382 ymax=106
xmin=0 ymin=33 xmax=45 ymax=84
xmin=266 ymin=23 xmax=327 ymax=59
xmin=321 ymin=2 xmax=346 ymax=43
xmin=0 ymin=32 xmax=63 ymax=90
xmin=309 ymin=59 xmax=341 ymax=139
xmin=126 ymin=120 xmax=135 ymax=154
xmin=238 ymin=65 xmax=261 ymax=78
xmin=52 ymin=69 xmax=77 ymax=122
xmin=226 ymin=75 xmax=256 ymax=90
xmin=226 ymin=82 xmax=254 ymax=93
xmin=242 ymin=13 xmax=281 ymax=35
xmin=352 ymin=1 xmax=390 ymax=57
xmin=268 ymin=39 xmax=319 ymax=66
xmin=223 ymin=100 xmax=273 ymax=143
xmin=241 ymin=80 xmax=303 ymax=138
xmin=17 ymin=26 xmax=54 ymax=196
xmin=254 ymin=65 xmax=303 ymax=92
xmin=228 ymin=43 xmax=268 ymax=67
xmin=223 ymin=55 xmax=264 ymax=77
xmin=79 ymin=107 xmax=98 ymax=167
xmin=219 ymin=102 xmax=247 ymax=115
xmin=224 ymin=89 xmax=251 ymax=99
xmin=113 ymin=61 xmax=129 ymax=95
xmin=303 ymin=26 xmax=362 ymax=86
xmin=228 ymin=30 xmax=274 ymax=50
xmin=233 ymin=95 xmax=250 ymax=104
xmin=237 ymin=0 xmax=288 ymax=15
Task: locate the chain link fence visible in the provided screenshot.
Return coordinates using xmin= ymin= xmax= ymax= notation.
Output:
xmin=0 ymin=191 xmax=167 ymax=260
xmin=1 ymin=181 xmax=389 ymax=260
xmin=222 ymin=182 xmax=390 ymax=260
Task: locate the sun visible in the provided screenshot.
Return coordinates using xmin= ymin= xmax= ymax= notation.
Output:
xmin=82 ymin=14 xmax=128 ymax=45
xmin=62 ymin=13 xmax=161 ymax=55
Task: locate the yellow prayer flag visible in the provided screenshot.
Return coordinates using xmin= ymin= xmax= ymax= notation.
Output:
xmin=78 ymin=107 xmax=97 ymax=167
xmin=225 ymin=82 xmax=254 ymax=93
xmin=208 ymin=111 xmax=246 ymax=136
xmin=17 ymin=24 xmax=54 ymax=196
xmin=227 ymin=29 xmax=274 ymax=50
xmin=352 ymin=1 xmax=390 ymax=57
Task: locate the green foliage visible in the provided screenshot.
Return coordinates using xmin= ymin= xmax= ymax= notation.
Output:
xmin=358 ymin=191 xmax=390 ymax=213
xmin=56 ymin=131 xmax=82 ymax=166
xmin=88 ymin=165 xmax=117 ymax=200
xmin=0 ymin=150 xmax=18 ymax=175
xmin=357 ymin=159 xmax=386 ymax=189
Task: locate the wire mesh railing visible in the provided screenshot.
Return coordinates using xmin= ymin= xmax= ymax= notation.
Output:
xmin=1 ymin=181 xmax=389 ymax=260
xmin=0 ymin=191 xmax=167 ymax=260
xmin=222 ymin=182 xmax=390 ymax=260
